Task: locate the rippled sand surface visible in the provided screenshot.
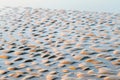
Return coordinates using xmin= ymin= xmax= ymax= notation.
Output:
xmin=0 ymin=7 xmax=120 ymax=80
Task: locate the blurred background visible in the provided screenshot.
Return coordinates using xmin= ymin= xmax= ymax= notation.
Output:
xmin=0 ymin=0 xmax=120 ymax=13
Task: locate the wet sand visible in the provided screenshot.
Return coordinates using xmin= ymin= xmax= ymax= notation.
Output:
xmin=0 ymin=7 xmax=120 ymax=80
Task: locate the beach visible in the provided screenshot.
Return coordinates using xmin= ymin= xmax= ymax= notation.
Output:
xmin=0 ymin=7 xmax=120 ymax=80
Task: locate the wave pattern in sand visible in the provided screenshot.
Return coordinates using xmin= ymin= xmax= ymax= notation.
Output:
xmin=0 ymin=7 xmax=120 ymax=80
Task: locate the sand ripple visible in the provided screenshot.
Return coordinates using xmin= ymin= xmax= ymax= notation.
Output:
xmin=0 ymin=7 xmax=120 ymax=80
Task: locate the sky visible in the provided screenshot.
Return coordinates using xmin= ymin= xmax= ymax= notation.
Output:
xmin=0 ymin=0 xmax=120 ymax=13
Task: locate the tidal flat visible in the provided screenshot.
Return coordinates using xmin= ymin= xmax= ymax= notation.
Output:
xmin=0 ymin=7 xmax=120 ymax=80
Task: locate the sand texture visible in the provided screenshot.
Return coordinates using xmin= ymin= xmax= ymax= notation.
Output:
xmin=0 ymin=7 xmax=120 ymax=80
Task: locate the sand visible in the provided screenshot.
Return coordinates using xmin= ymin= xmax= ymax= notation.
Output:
xmin=0 ymin=7 xmax=120 ymax=80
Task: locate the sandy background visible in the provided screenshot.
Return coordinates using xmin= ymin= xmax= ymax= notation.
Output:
xmin=0 ymin=0 xmax=120 ymax=13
